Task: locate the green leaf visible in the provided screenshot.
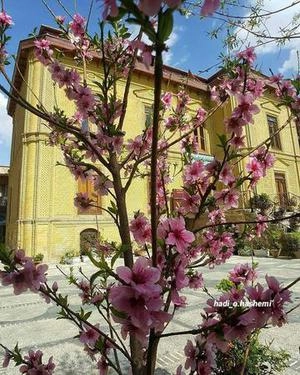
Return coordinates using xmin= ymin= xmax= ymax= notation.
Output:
xmin=90 ymin=269 xmax=107 ymax=285
xmin=217 ymin=134 xmax=227 ymax=147
xmin=111 ymin=244 xmax=129 ymax=267
xmin=110 ymin=306 xmax=127 ymax=319
xmin=159 ymin=9 xmax=174 ymax=43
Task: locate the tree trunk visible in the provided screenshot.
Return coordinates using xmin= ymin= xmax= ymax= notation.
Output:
xmin=111 ymin=154 xmax=146 ymax=372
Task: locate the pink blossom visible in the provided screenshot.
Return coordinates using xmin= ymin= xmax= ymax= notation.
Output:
xmin=165 ymin=116 xmax=178 ymax=130
xmin=219 ymin=164 xmax=235 ymax=186
xmin=165 ymin=0 xmax=182 ymax=7
xmin=141 ymin=49 xmax=153 ymax=69
xmin=0 ymin=261 xmax=48 ymax=295
xmin=102 ymin=0 xmax=119 ymax=19
xmin=264 ymin=151 xmax=276 ymax=169
xmin=78 ymin=279 xmax=91 ymax=303
xmin=223 ymin=189 xmax=239 ymax=209
xmin=232 ymin=93 xmax=259 ymax=124
xmin=75 ymin=86 xmax=95 ymax=117
xmin=237 ymin=47 xmax=256 ymax=65
xmin=60 ymin=69 xmax=81 ymax=88
xmin=208 ymin=209 xmax=226 ymax=224
xmin=246 ymin=158 xmax=264 ymax=179
xmin=176 ymin=90 xmax=190 ymax=113
xmin=109 ymin=285 xmax=170 ymax=345
xmin=229 ymin=263 xmax=257 ymax=285
xmin=200 ymin=230 xmax=235 ymax=265
xmin=230 ymin=135 xmax=246 ymax=148
xmin=26 ymin=261 xmax=48 ymax=291
xmin=34 ymin=39 xmax=53 ymax=65
xmin=97 ymin=356 xmax=108 ymax=375
xmin=93 ymin=175 xmax=113 ymax=196
xmin=183 ymin=160 xmax=205 ymax=184
xmin=69 ymin=14 xmax=86 ymax=37
xmin=14 ymin=249 xmax=28 ymax=264
xmin=247 ymin=78 xmax=265 ymax=98
xmin=129 ymin=214 xmax=152 ymax=245
xmin=138 ymin=0 xmax=181 ymax=16
xmin=0 ymin=11 xmax=13 ymax=26
xmin=19 ymin=350 xmax=55 ymax=375
xmin=48 ymin=61 xmax=65 ymax=86
xmin=165 ymin=216 xmax=195 ymax=253
xmin=80 ymin=324 xmax=101 ymax=347
xmin=269 ymin=73 xmax=284 ymax=84
xmin=177 ymin=191 xmax=200 ymax=214
xmin=194 ymin=107 xmax=207 ymax=125
xmin=116 ymin=257 xmax=161 ymax=296
xmin=223 ymin=323 xmax=251 ymax=342
xmin=255 ymin=214 xmax=268 ymax=237
xmin=52 ymin=281 xmax=58 ymax=292
xmin=161 ymin=92 xmax=172 ymax=108
xmin=184 ymin=340 xmax=197 ymax=371
xmin=188 ymin=272 xmax=204 ymax=289
xmin=74 ymin=192 xmax=93 ymax=211
xmin=276 ymin=79 xmax=297 ymax=97
xmin=210 ymin=85 xmax=220 ymax=102
xmin=2 ymin=350 xmax=11 ymax=368
xmin=138 ymin=0 xmax=162 ymax=16
xmin=225 ymin=116 xmax=244 ymax=136
xmin=201 ymin=0 xmax=221 ymax=16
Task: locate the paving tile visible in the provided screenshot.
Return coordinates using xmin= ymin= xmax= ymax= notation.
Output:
xmin=0 ymin=256 xmax=299 ymax=374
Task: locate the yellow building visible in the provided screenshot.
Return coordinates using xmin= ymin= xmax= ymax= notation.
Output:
xmin=6 ymin=26 xmax=300 ymax=260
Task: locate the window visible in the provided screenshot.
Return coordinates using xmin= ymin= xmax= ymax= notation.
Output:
xmin=267 ymin=115 xmax=281 ymax=150
xmin=275 ymin=172 xmax=288 ymax=208
xmin=78 ymin=178 xmax=101 ymax=215
xmin=194 ymin=126 xmax=206 ymax=151
xmin=0 ymin=184 xmax=7 ymax=198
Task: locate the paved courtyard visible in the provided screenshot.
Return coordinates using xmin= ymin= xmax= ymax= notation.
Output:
xmin=0 ymin=256 xmax=299 ymax=374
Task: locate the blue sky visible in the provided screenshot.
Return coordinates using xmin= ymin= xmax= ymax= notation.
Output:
xmin=0 ymin=0 xmax=299 ymax=165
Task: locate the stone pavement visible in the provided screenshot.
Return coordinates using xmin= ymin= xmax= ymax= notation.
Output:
xmin=0 ymin=256 xmax=299 ymax=374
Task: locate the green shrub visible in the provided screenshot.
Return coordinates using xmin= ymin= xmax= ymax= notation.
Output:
xmin=249 ymin=193 xmax=273 ymax=213
xmin=60 ymin=250 xmax=79 ymax=264
xmin=238 ymin=245 xmax=253 ymax=256
xmin=280 ymin=232 xmax=300 ymax=257
xmin=33 ymin=253 xmax=44 ymax=263
xmin=214 ymin=337 xmax=290 ymax=374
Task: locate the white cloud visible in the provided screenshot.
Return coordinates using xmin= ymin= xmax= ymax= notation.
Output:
xmin=0 ymin=93 xmax=12 ymax=147
xmin=279 ymin=48 xmax=300 ymax=73
xmin=163 ymin=26 xmax=184 ymax=65
xmin=128 ymin=24 xmax=184 ymax=65
xmin=236 ymin=0 xmax=300 ymax=72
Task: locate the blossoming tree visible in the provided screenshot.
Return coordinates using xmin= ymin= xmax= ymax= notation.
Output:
xmin=0 ymin=1 xmax=300 ymax=374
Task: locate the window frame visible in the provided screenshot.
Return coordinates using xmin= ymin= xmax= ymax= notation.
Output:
xmin=267 ymin=114 xmax=282 ymax=150
xmin=77 ymin=177 xmax=102 ymax=215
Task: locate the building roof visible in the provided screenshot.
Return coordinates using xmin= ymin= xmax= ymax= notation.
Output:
xmin=7 ymin=25 xmax=210 ymax=116
xmin=0 ymin=166 xmax=9 ymax=175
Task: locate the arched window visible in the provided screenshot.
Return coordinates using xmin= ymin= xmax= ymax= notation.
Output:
xmin=80 ymin=228 xmax=99 ymax=255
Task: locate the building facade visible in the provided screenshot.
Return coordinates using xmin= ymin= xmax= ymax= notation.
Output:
xmin=0 ymin=166 xmax=9 ymax=244
xmin=6 ymin=27 xmax=300 ymax=260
